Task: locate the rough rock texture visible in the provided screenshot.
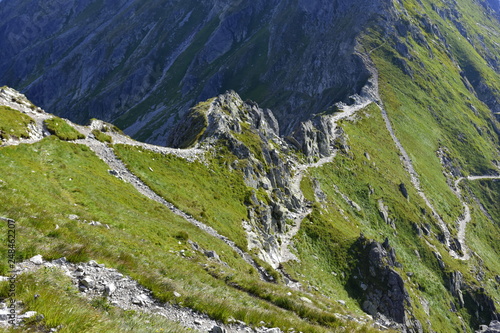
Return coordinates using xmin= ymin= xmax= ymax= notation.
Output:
xmin=448 ymin=268 xmax=499 ymax=328
xmin=166 ymin=89 xmax=374 ymax=268
xmin=352 ymin=236 xmax=423 ymax=333
xmin=14 ymin=256 xmax=282 ymax=333
xmin=477 ymin=320 xmax=500 ymax=333
xmin=167 ymin=90 xmax=303 ymax=267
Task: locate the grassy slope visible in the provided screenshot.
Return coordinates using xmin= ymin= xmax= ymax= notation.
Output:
xmin=360 ymin=0 xmax=500 ymax=229
xmin=0 ymin=106 xmax=34 ymax=140
xmin=288 ymin=104 xmax=469 ymax=331
xmin=44 ymin=117 xmax=85 ymax=141
xmin=0 ymin=137 xmax=344 ymax=332
xmin=113 ymin=144 xmax=250 ymax=250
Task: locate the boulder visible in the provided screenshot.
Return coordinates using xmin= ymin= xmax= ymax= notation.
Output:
xmin=104 ymin=283 xmax=116 ymax=296
xmin=210 ymin=326 xmax=227 ymax=333
xmin=353 ymin=237 xmax=422 ymax=332
xmin=29 ymin=255 xmax=43 ymax=265
xmin=204 ymin=250 xmax=220 ymax=260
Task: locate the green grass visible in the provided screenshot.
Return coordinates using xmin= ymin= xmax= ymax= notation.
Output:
xmin=113 ymin=144 xmax=251 ymax=250
xmin=44 ymin=117 xmax=85 ymax=141
xmin=0 ymin=137 xmax=357 ymax=332
xmin=91 ymin=129 xmax=112 ymax=143
xmin=0 ymin=268 xmax=193 ymax=333
xmin=0 ymin=106 xmax=34 ymax=140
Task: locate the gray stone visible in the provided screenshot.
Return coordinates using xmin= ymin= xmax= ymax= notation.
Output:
xmin=104 ymin=283 xmax=116 ymax=296
xmin=204 ymin=250 xmax=220 ymax=260
xmin=399 ymin=183 xmax=409 ymax=199
xmin=210 ymin=325 xmax=227 ymax=333
xmin=80 ymin=277 xmax=94 ymax=288
xmin=88 ymin=260 xmax=99 ymax=267
xmin=0 ymin=309 xmax=9 ymax=321
xmin=265 ymin=328 xmax=282 ymax=333
xmin=362 ymin=300 xmax=378 ymax=316
xmin=300 ymin=297 xmax=312 ymax=304
xmin=476 ymin=320 xmax=500 ymax=333
xmin=30 ymin=255 xmax=43 ymax=265
xmin=20 ymin=311 xmax=37 ymax=319
xmin=52 ymin=257 xmax=68 ymax=265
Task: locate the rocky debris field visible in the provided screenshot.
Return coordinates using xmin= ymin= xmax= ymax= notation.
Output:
xmin=1 ymin=255 xmax=284 ymax=333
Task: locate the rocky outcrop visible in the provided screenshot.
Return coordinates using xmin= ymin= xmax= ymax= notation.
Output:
xmin=448 ymin=270 xmax=500 ymax=329
xmin=477 ymin=320 xmax=500 ymax=333
xmin=167 ymin=91 xmax=303 ymax=267
xmin=351 ymin=236 xmax=422 ymax=333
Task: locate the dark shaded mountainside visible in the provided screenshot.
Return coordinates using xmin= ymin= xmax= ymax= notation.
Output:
xmin=2 ymin=0 xmax=402 ymax=143
xmin=1 ymin=0 xmax=500 ymax=332
xmin=1 ymin=0 xmax=500 ymax=143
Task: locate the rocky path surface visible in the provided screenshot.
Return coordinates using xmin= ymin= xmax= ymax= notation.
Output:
xmin=7 ymin=255 xmax=280 ymax=333
xmin=280 ymin=95 xmax=374 ymax=266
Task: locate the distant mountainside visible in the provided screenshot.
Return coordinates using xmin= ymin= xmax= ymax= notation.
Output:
xmin=1 ymin=0 xmax=489 ymax=143
xmin=1 ymin=0 xmax=500 ymax=332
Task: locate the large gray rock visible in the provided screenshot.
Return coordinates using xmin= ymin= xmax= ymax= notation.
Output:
xmin=354 ymin=237 xmax=422 ymax=333
xmin=209 ymin=326 xmax=227 ymax=333
xmin=477 ymin=321 xmax=500 ymax=333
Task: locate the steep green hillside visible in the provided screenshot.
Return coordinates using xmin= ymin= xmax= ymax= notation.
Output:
xmin=0 ymin=0 xmax=499 ymax=332
xmin=0 ymin=96 xmax=382 ymax=332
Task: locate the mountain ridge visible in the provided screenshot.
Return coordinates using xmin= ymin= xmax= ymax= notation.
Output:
xmin=1 ymin=0 xmax=500 ymax=332
xmin=1 ymin=83 xmax=499 ymax=332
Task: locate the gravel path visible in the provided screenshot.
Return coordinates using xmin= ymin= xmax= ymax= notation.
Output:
xmin=376 ymin=102 xmax=463 ymax=257
xmin=1 ymin=88 xmax=270 ymax=282
xmin=9 ymin=256 xmax=279 ymax=333
xmin=281 ymin=95 xmax=373 ymax=265
xmin=451 ymin=175 xmax=500 ymax=260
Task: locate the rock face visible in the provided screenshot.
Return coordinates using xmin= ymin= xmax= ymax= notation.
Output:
xmin=167 ymin=90 xmax=303 ymax=266
xmin=448 ymin=270 xmax=500 ymax=330
xmin=352 ymin=236 xmax=422 ymax=333
xmin=0 ymin=0 xmax=393 ymax=143
xmin=477 ymin=320 xmax=500 ymax=333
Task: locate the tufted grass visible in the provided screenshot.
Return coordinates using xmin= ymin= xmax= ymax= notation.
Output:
xmin=0 ymin=106 xmax=34 ymax=140
xmin=44 ymin=117 xmax=85 ymax=141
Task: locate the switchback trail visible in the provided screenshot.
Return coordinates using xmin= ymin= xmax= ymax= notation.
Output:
xmin=281 ymin=95 xmax=373 ymax=265
xmin=378 ymin=100 xmax=500 ymax=261
xmin=452 ymin=175 xmax=500 ymax=260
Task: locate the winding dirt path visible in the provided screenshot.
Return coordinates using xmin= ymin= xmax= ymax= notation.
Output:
xmin=378 ymin=99 xmax=500 ymax=261
xmin=452 ymin=175 xmax=500 ymax=260
xmin=375 ymin=102 xmax=472 ymax=259
xmin=0 ymin=89 xmax=269 ymax=281
xmin=279 ymin=96 xmax=374 ymax=265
